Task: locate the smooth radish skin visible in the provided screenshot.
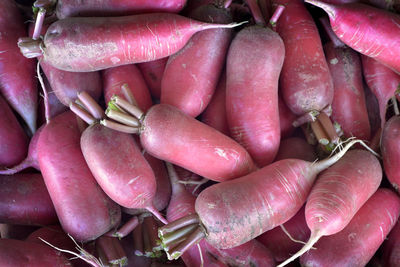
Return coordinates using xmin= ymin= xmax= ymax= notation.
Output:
xmin=137 ymin=58 xmax=168 ymax=99
xmin=158 ymin=139 xmax=370 ymax=258
xmin=381 ymin=116 xmax=400 ymax=192
xmin=273 ymin=0 xmax=334 ymax=117
xmin=362 ymin=55 xmax=400 ymax=128
xmin=382 ymin=219 xmax=400 ymax=267
xmin=0 ymin=95 xmax=29 ymax=168
xmin=226 ymin=23 xmax=285 ymax=167
xmin=0 ymin=0 xmax=37 ymax=134
xmin=20 ymin=13 xmax=245 ymax=72
xmin=278 ymin=149 xmax=382 ymax=266
xmin=305 ymin=1 xmax=400 ymax=74
xmin=0 ymin=173 xmax=57 ymax=226
xmin=0 ymin=239 xmax=71 ymax=266
xmin=300 ymin=188 xmax=400 ymax=267
xmin=201 ymin=72 xmax=230 ymax=136
xmin=103 ymin=64 xmax=153 ymax=111
xmin=46 ymin=0 xmax=187 ymax=19
xmin=161 ymin=4 xmax=233 ymax=117
xmin=38 ymin=111 xmax=121 ymax=242
xmin=325 ymin=43 xmax=371 ymax=140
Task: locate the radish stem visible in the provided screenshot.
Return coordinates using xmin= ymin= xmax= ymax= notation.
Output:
xmin=100 ymin=119 xmax=140 ymax=134
xmin=159 ymin=214 xmax=200 ymax=235
xmin=317 ymin=112 xmax=339 ymax=144
xmin=77 ymin=91 xmax=104 ymax=120
xmin=105 ymin=109 xmax=140 ymax=127
xmin=109 ymin=216 xmax=139 ymax=239
xmin=311 ymin=120 xmax=329 ymax=145
xmin=32 ymin=8 xmax=46 ymax=40
xmin=111 ymin=96 xmax=144 ymax=120
xmin=246 ymin=0 xmax=266 ymax=26
xmin=70 ymin=103 xmax=96 ymax=125
xmin=167 ymin=227 xmax=206 ymax=260
xmin=269 ymin=5 xmax=285 ymax=29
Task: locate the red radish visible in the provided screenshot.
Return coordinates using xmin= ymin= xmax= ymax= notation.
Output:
xmin=103 ymin=64 xmax=153 ymax=111
xmin=258 ymin=206 xmax=310 ymax=263
xmin=40 ymin=0 xmax=187 ymax=19
xmin=300 ymin=188 xmax=400 ymax=267
xmin=102 ymin=99 xmax=257 ymax=182
xmin=0 ymin=95 xmax=29 ymax=168
xmin=0 ymin=239 xmax=71 ymax=266
xmin=226 ymin=2 xmax=285 ymax=167
xmin=278 ymin=95 xmax=296 ymax=138
xmin=273 ymin=0 xmax=334 ymax=118
xmin=278 ymin=149 xmax=381 ymax=266
xmin=201 ymin=72 xmax=230 ymax=136
xmin=138 ymin=58 xmax=168 ymax=99
xmin=37 ymin=111 xmax=121 ymax=242
xmin=158 ymin=139 xmax=371 ymax=258
xmin=19 ymin=13 xmax=245 ymax=72
xmin=0 ymin=173 xmax=57 ymax=226
xmin=0 ymin=0 xmax=37 ymax=134
xmin=382 ymin=219 xmax=400 ymax=267
xmin=381 ymin=116 xmax=400 ymax=191
xmin=305 ymin=0 xmax=400 ymax=74
xmin=161 ymin=4 xmax=233 ymax=117
xmin=362 ymin=55 xmax=400 ymax=128
xmin=325 ymin=43 xmax=371 ymax=140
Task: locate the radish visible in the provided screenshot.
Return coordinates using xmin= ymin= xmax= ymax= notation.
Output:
xmin=158 ymin=139 xmax=374 ymax=258
xmin=35 ymin=0 xmax=187 ymax=19
xmin=70 ymin=92 xmax=167 ymax=224
xmin=37 ymin=111 xmax=121 ymax=242
xmin=18 ymin=13 xmax=245 ymax=72
xmin=0 ymin=173 xmax=57 ymax=226
xmin=300 ymin=188 xmax=400 ymax=267
xmin=0 ymin=0 xmax=37 ymax=134
xmin=278 ymin=149 xmax=382 ymax=266
xmin=278 ymin=95 xmax=296 ymax=138
xmin=305 ymin=0 xmax=400 ymax=74
xmin=102 ymin=95 xmax=256 ymax=182
xmin=0 ymin=94 xmax=29 ymax=168
xmin=362 ymin=55 xmax=400 ymax=128
xmin=226 ymin=1 xmax=285 ymax=167
xmin=138 ymin=58 xmax=168 ymax=99
xmin=161 ymin=3 xmax=233 ymax=117
xmin=381 ymin=115 xmax=400 ymax=192
xmin=382 ymin=219 xmax=400 ymax=267
xmin=325 ymin=43 xmax=371 ymax=140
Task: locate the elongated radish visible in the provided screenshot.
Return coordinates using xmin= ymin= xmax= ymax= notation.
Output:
xmin=1 ymin=0 xmax=37 ymax=134
xmin=158 ymin=139 xmax=373 ymax=258
xmin=226 ymin=2 xmax=285 ymax=167
xmin=19 ymin=13 xmax=245 ymax=72
xmin=362 ymin=55 xmax=400 ymax=128
xmin=138 ymin=58 xmax=168 ymax=99
xmin=381 ymin=115 xmax=400 ymax=191
xmin=102 ymin=97 xmax=256 ymax=182
xmin=300 ymin=188 xmax=400 ymax=267
xmin=0 ymin=173 xmax=57 ymax=226
xmin=278 ymin=149 xmax=382 ymax=266
xmin=38 ymin=111 xmax=121 ymax=242
xmin=161 ymin=4 xmax=233 ymax=117
xmin=0 ymin=95 xmax=29 ymax=168
xmin=305 ymin=0 xmax=400 ymax=74
xmin=325 ymin=43 xmax=371 ymax=140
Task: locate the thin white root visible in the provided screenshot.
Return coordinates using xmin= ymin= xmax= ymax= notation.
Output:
xmin=279 ymin=225 xmax=316 ymax=250
xmin=197 ymin=243 xmax=204 ymax=267
xmin=37 ymin=59 xmax=50 ymax=124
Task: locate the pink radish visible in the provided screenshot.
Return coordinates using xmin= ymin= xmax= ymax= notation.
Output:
xmin=138 ymin=58 xmax=168 ymax=99
xmin=381 ymin=115 xmax=400 ymax=191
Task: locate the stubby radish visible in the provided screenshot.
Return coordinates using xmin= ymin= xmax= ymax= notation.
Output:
xmin=0 ymin=173 xmax=57 ymax=226
xmin=0 ymin=0 xmax=37 ymax=134
xmin=226 ymin=1 xmax=285 ymax=167
xmin=300 ymin=188 xmax=400 ymax=267
xmin=158 ymin=139 xmax=372 ymax=258
xmin=0 ymin=95 xmax=29 ymax=168
xmin=0 ymin=239 xmax=71 ymax=266
xmin=201 ymin=72 xmax=230 ymax=136
xmin=362 ymin=55 xmax=400 ymax=128
xmin=305 ymin=0 xmax=400 ymax=74
xmin=161 ymin=3 xmax=233 ymax=117
xmin=70 ymin=92 xmax=167 ymax=224
xmin=37 ymin=111 xmax=121 ymax=242
xmin=278 ymin=149 xmax=382 ymax=266
xmin=325 ymin=43 xmax=371 ymax=140
xmin=102 ymin=93 xmax=256 ymax=182
xmin=36 ymin=0 xmax=187 ymax=19
xmin=138 ymin=58 xmax=168 ymax=99
xmin=103 ymin=64 xmax=153 ymax=112
xmin=382 ymin=220 xmax=400 ymax=267
xmin=273 ymin=0 xmax=334 ymax=122
xmin=381 ymin=116 xmax=400 ymax=192
xmin=18 ymin=13 xmax=245 ymax=72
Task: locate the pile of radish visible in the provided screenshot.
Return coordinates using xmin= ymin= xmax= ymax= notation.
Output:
xmin=2 ymin=0 xmax=400 ymax=266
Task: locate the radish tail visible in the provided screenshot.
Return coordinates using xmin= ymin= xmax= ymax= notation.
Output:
xmin=146 ymin=205 xmax=168 ymax=225
xmin=277 ymin=231 xmax=322 ymax=267
xmin=0 ymin=159 xmax=34 ymax=175
xmin=304 ymin=0 xmax=336 ymax=19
